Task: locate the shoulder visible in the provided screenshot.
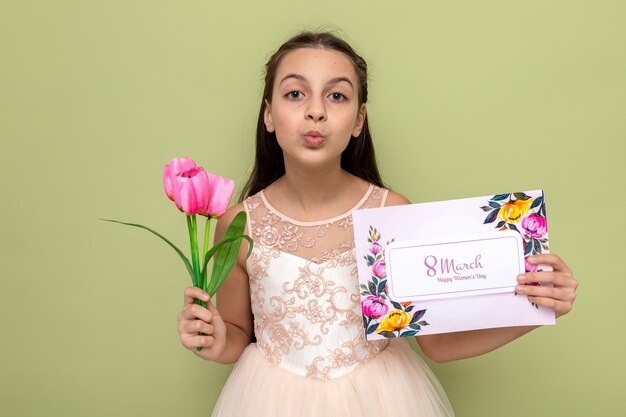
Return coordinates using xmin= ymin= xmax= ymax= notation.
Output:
xmin=215 ymin=202 xmax=251 ymax=269
xmin=383 ymin=189 xmax=411 ymax=207
xmin=215 ymin=202 xmax=246 ymax=236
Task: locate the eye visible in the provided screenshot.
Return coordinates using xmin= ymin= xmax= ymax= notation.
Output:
xmin=329 ymin=92 xmax=347 ymax=102
xmin=285 ymin=90 xmax=303 ymax=100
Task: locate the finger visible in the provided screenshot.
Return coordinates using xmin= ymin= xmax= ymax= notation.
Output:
xmin=206 ymin=302 xmax=227 ymax=343
xmin=518 ymin=272 xmax=574 ymax=288
xmin=516 ymin=284 xmax=575 ymax=302
xmin=179 ymin=303 xmax=213 ymax=323
xmin=206 ymin=300 xmax=221 ymax=318
xmin=527 ymin=254 xmax=571 ymax=274
xmin=527 ymin=296 xmax=572 ymax=317
xmin=180 ymin=320 xmax=214 ymax=336
xmin=182 ymin=334 xmax=216 ymax=350
xmin=183 ymin=286 xmax=210 ymax=306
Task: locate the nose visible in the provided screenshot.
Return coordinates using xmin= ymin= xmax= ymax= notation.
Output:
xmin=305 ymin=96 xmax=326 ymax=122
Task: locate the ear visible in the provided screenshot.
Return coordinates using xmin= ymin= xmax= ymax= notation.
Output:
xmin=263 ymin=99 xmax=275 ymax=133
xmin=352 ymin=104 xmax=367 ymax=137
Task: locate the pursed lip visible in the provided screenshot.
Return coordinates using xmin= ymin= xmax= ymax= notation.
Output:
xmin=303 ymin=130 xmax=326 ymax=147
xmin=303 ymin=130 xmax=325 ymax=138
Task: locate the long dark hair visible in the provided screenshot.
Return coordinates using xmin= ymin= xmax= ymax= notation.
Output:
xmin=239 ymin=31 xmax=384 ymax=201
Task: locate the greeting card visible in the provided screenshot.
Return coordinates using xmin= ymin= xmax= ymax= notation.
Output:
xmin=353 ymin=190 xmax=555 ymax=340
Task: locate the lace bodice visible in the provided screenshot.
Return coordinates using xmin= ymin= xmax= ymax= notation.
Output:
xmin=243 ymin=184 xmax=390 ymax=380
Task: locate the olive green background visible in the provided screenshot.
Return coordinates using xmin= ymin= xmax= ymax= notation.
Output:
xmin=1 ymin=1 xmax=624 ymax=416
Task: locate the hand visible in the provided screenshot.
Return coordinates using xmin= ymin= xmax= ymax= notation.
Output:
xmin=177 ymin=286 xmax=227 ymax=360
xmin=515 ymin=254 xmax=578 ymax=318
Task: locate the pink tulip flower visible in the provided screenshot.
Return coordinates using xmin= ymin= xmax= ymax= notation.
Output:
xmin=163 ymin=158 xmax=197 ymax=201
xmin=172 ymin=166 xmax=211 ymax=215
xmin=203 ymin=173 xmax=235 ymax=218
xmin=163 ymin=158 xmax=235 ymax=218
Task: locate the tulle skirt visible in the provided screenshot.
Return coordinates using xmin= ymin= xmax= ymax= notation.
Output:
xmin=211 ymin=339 xmax=454 ymax=417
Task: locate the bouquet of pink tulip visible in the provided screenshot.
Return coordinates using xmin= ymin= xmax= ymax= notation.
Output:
xmin=102 ymin=157 xmax=252 ymax=306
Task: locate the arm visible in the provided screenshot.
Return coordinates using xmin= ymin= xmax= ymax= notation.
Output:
xmin=211 ymin=202 xmax=255 ymax=363
xmin=384 ymin=191 xmax=578 ymax=364
xmin=177 ymin=203 xmax=254 ymax=364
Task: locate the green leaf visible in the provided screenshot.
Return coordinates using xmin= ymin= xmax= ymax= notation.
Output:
xmin=484 ymin=210 xmax=499 ymax=224
xmin=532 ymin=238 xmax=541 ymax=254
xmin=410 ymin=309 xmax=426 ymax=323
xmin=530 ymin=196 xmax=543 ymax=210
xmin=480 ymin=206 xmax=493 ymax=212
xmin=205 ymin=234 xmax=254 ymax=296
xmin=368 ymin=281 xmax=377 ymax=295
xmin=524 ymin=241 xmax=533 ymax=256
xmin=377 ymin=331 xmax=397 ymax=338
xmin=400 ymin=330 xmax=419 ymax=337
xmin=200 ymin=236 xmax=239 ymax=278
xmin=488 ymin=201 xmax=501 ymax=209
xmin=514 ymin=192 xmax=531 ymax=200
xmin=100 ymin=218 xmax=194 ymax=283
xmin=224 ymin=211 xmax=250 ymax=251
xmin=204 ymin=211 xmax=254 ymax=296
xmin=366 ymin=322 xmax=380 ymax=335
xmin=491 ymin=193 xmax=510 ymax=201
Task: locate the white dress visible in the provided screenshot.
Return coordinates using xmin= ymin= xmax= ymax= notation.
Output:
xmin=211 ymin=184 xmax=454 ymax=417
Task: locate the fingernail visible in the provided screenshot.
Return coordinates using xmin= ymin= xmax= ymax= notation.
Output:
xmin=203 ymin=293 xmax=209 ymax=301
xmin=516 ymin=285 xmax=526 ymax=293
xmin=517 ymin=274 xmax=526 ymax=283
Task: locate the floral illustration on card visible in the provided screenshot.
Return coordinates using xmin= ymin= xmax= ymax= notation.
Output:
xmin=480 ymin=191 xmax=549 ymax=307
xmin=360 ymin=226 xmax=429 ymax=338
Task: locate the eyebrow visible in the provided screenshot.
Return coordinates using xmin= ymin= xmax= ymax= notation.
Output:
xmin=279 ymin=73 xmax=354 ymax=89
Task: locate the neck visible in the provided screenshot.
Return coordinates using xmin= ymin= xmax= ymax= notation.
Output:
xmin=276 ymin=159 xmax=357 ymax=213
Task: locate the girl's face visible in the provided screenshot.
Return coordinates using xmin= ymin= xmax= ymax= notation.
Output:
xmin=264 ymin=47 xmax=366 ymax=170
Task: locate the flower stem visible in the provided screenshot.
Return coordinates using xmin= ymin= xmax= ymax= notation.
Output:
xmin=202 ymin=216 xmax=211 ymax=290
xmin=186 ymin=215 xmax=201 ymax=293
xmin=188 ymin=215 xmax=205 ymax=353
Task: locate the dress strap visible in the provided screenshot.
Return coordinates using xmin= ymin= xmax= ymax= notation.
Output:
xmin=379 ymin=188 xmax=390 ymax=207
xmin=243 ymin=197 xmax=253 ymax=238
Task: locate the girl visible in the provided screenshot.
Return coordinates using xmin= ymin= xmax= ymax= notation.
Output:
xmin=177 ymin=31 xmax=578 ymax=417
